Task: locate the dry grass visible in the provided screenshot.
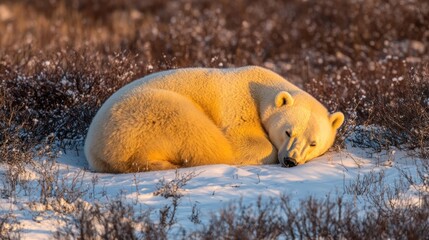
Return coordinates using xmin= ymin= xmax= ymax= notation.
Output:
xmin=1 ymin=0 xmax=428 ymax=155
xmin=0 ymin=0 xmax=428 ymax=238
xmin=54 ymin=192 xmax=429 ymax=239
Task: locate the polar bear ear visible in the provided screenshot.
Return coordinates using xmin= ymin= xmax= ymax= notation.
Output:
xmin=275 ymin=91 xmax=294 ymax=108
xmin=330 ymin=112 xmax=345 ymax=130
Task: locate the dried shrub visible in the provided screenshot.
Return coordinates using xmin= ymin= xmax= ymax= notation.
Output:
xmin=154 ymin=170 xmax=199 ymax=199
xmin=55 ymin=198 xmax=185 ymax=240
xmin=191 ymin=197 xmax=284 ymax=240
xmin=0 ymin=0 xmax=428 ymax=238
xmin=191 ymin=194 xmax=429 ymax=239
xmin=0 ymin=0 xmax=428 ymax=155
xmin=0 ymin=212 xmax=21 ymax=240
xmin=55 ymin=200 xmax=138 ymax=240
xmin=0 ymin=91 xmax=34 ymax=164
xmin=1 ymin=50 xmax=142 ymax=148
xmin=306 ymin=59 xmax=429 ymax=155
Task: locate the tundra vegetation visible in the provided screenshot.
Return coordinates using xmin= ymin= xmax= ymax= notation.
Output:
xmin=0 ymin=0 xmax=428 ymax=239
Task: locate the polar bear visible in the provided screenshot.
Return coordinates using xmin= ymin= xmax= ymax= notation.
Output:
xmin=84 ymin=66 xmax=344 ymax=173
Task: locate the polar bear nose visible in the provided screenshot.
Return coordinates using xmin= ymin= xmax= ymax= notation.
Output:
xmin=283 ymin=157 xmax=297 ymax=168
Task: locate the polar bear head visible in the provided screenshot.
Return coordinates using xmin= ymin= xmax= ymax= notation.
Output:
xmin=263 ymin=91 xmax=344 ymax=167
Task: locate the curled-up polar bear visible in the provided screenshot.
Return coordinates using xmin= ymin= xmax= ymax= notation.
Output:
xmin=85 ymin=66 xmax=344 ymax=173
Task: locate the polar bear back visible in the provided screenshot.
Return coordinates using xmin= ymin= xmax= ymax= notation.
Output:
xmin=115 ymin=66 xmax=303 ymax=125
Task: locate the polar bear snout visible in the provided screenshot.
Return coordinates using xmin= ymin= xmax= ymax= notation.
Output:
xmin=282 ymin=157 xmax=297 ymax=168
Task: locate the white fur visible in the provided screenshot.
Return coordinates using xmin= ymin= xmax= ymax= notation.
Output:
xmin=84 ymin=66 xmax=344 ymax=172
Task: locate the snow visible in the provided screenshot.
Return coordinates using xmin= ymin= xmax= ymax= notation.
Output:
xmin=0 ymin=143 xmax=427 ymax=239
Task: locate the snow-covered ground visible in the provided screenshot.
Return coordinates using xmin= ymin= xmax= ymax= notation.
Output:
xmin=0 ymin=142 xmax=427 ymax=239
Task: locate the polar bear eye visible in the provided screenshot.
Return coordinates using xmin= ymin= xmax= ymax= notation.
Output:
xmin=285 ymin=131 xmax=291 ymax=138
xmin=310 ymin=141 xmax=317 ymax=147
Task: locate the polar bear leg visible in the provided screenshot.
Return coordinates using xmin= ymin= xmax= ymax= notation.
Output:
xmin=87 ymin=88 xmax=235 ymax=173
xmin=226 ymin=127 xmax=278 ymax=165
xmin=127 ymin=89 xmax=235 ymax=171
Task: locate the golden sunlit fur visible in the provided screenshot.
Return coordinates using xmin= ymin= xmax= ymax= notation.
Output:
xmin=84 ymin=66 xmax=344 ymax=173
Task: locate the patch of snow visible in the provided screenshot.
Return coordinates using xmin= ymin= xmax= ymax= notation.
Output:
xmin=0 ymin=143 xmax=427 ymax=239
